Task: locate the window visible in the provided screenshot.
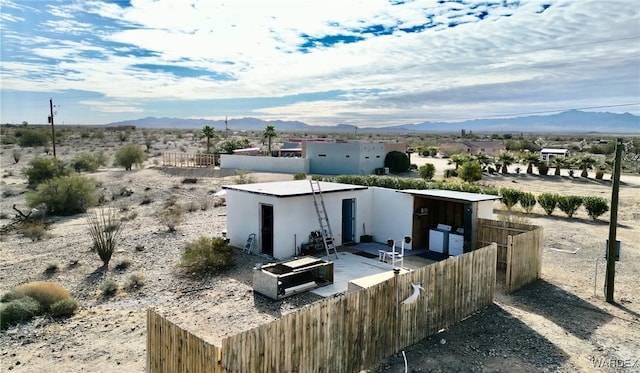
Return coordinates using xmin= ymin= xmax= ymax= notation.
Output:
xmin=345 ymin=155 xmax=350 ymax=158
xmin=364 ymin=156 xmax=370 ymax=159
xmin=318 ymin=154 xmax=327 ymax=157
xmin=375 ymin=155 xmax=380 ymax=158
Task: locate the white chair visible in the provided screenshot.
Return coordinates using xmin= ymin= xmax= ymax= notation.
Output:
xmin=383 ymin=236 xmax=411 ymax=268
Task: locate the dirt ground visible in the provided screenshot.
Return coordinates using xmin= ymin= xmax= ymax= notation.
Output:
xmin=1 ymin=144 xmax=639 ymax=373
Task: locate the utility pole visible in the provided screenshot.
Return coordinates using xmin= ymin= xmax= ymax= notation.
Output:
xmin=49 ymin=98 xmax=57 ymax=158
xmin=225 ymin=116 xmax=228 ymax=132
xmin=605 ymin=138 xmax=623 ymax=303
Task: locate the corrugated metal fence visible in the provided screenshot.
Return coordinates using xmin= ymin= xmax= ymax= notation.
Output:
xmin=148 ymin=243 xmax=497 ymax=372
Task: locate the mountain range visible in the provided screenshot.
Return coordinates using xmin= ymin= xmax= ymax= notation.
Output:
xmin=108 ymin=110 xmax=639 ymax=134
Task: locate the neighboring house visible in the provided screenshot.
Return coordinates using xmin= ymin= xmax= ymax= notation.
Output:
xmin=540 ymin=148 xmax=570 ymax=162
xmin=439 ymin=141 xmax=505 ymax=157
xmin=232 ymin=147 xmax=260 ymax=156
xmin=303 ymin=141 xmax=388 ymax=175
xmin=223 ymin=180 xmax=500 ymax=260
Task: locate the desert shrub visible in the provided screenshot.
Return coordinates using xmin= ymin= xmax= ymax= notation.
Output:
xmin=20 ymin=221 xmax=49 ymax=241
xmin=293 ymin=172 xmax=307 ymax=180
xmin=458 ymin=160 xmax=482 ymax=182
xmin=49 ymin=298 xmax=78 ymax=317
xmin=158 ymin=205 xmax=185 ymax=232
xmin=99 ymin=279 xmax=118 ymax=296
xmin=583 ymin=196 xmax=609 ymax=221
xmin=500 ymin=188 xmax=522 ymax=210
xmin=180 ymin=236 xmax=235 ymax=275
xmin=232 ymin=170 xmax=257 ymax=184
xmin=12 ymin=149 xmax=21 ymax=164
xmin=24 ymin=156 xmax=69 ymax=187
xmin=444 ymin=169 xmax=457 ymax=178
xmin=87 ymin=208 xmax=123 ymax=267
xmin=184 ymin=200 xmax=198 ymax=213
xmin=163 ymin=194 xmax=179 ymax=208
xmin=140 ymin=195 xmax=153 ymax=205
xmin=595 ymin=170 xmax=605 ymax=179
xmin=1 ymin=135 xmax=17 ymax=144
xmin=126 ymin=273 xmax=146 ymax=290
xmin=114 ymin=259 xmax=132 ymax=271
xmin=0 ymin=297 xmax=42 ymax=329
xmin=537 ymin=193 xmax=559 ymax=215
xmin=18 ymin=129 xmax=50 ymax=147
xmin=384 ymin=151 xmax=410 ymax=173
xmin=4 ymin=281 xmax=72 ymax=310
xmin=70 ymin=152 xmax=100 ymax=173
xmin=114 ymin=144 xmax=145 ymax=171
xmin=418 ymin=163 xmax=436 ymax=180
xmin=518 ymin=192 xmax=537 ymax=213
xmin=199 ymin=197 xmax=210 ymax=211
xmin=182 ymin=177 xmax=198 ymax=184
xmin=26 ymin=175 xmax=97 ymax=216
xmin=44 ymin=263 xmax=59 ymax=276
xmin=557 ymin=195 xmax=583 ymax=218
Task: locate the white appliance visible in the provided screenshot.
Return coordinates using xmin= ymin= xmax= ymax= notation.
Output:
xmin=448 ymin=233 xmax=464 ymax=256
xmin=429 ymin=224 xmax=452 ymax=253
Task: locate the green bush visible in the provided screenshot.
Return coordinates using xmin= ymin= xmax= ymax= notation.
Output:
xmin=458 ymin=160 xmax=482 ymax=182
xmin=0 ymin=297 xmax=42 ymax=329
xmin=519 ymin=192 xmax=537 ymax=213
xmin=114 ymin=144 xmax=145 ymax=171
xmin=537 ymin=193 xmax=559 ymax=216
xmin=27 ymin=175 xmax=97 ymax=216
xmin=180 ymin=236 xmax=235 ymax=275
xmin=583 ymin=196 xmax=609 ymax=221
xmin=384 ymin=151 xmax=410 ymax=173
xmin=71 ymin=152 xmax=100 ymax=173
xmin=4 ymin=281 xmax=73 ymax=309
xmin=500 ymin=188 xmax=522 ymax=210
xmin=537 ymin=162 xmax=549 ymax=175
xmin=232 ymin=170 xmax=257 ymax=184
xmin=293 ymin=172 xmax=307 ymax=180
xmin=557 ymin=196 xmax=583 ymax=218
xmin=418 ymin=163 xmax=436 ymax=180
xmin=49 ymin=298 xmax=79 ymax=317
xmin=18 ymin=129 xmax=50 ymax=147
xmin=24 ymin=156 xmax=69 ymax=187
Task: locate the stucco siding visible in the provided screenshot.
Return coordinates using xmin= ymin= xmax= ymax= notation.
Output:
xmin=370 ymin=187 xmax=414 ymax=249
xmin=221 ymin=154 xmax=309 ymax=174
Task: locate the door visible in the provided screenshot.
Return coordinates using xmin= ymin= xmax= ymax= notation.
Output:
xmin=341 ymin=198 xmax=356 ymax=245
xmin=260 ymin=204 xmax=274 ymax=256
xmin=463 ymin=204 xmax=473 ymax=253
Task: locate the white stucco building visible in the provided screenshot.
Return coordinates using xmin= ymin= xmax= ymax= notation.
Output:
xmin=223 ymin=180 xmax=500 ymax=260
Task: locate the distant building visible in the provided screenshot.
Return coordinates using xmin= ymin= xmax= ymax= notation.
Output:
xmin=105 ymin=125 xmax=136 ymax=131
xmin=539 ymin=148 xmax=569 ymax=162
xmin=439 ymin=141 xmax=505 ymax=157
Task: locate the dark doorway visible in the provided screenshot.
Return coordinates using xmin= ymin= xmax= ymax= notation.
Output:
xmin=260 ymin=204 xmax=274 ymax=256
xmin=341 ymin=198 xmax=356 ymax=245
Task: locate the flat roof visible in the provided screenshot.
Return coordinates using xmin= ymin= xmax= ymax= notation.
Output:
xmin=540 ymin=148 xmax=569 ymax=153
xmin=398 ymin=189 xmax=501 ymax=202
xmin=223 ymin=180 xmax=368 ymax=197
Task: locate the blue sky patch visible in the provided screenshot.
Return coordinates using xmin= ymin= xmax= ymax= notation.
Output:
xmin=299 ymin=34 xmax=365 ymax=52
xmin=130 ymin=64 xmax=235 ymax=80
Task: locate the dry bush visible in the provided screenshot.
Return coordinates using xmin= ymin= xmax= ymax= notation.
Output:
xmin=114 ymin=259 xmax=132 ymax=271
xmin=180 ymin=236 xmax=235 ymax=275
xmin=157 ymin=205 xmax=185 ymax=232
xmin=186 ymin=200 xmax=199 ymax=213
xmin=0 ymin=297 xmax=41 ymax=330
xmin=126 ymin=273 xmax=146 ymax=290
xmin=20 ymin=221 xmax=50 ymax=241
xmin=99 ymin=279 xmax=118 ymax=296
xmin=3 ymin=281 xmax=72 ymax=310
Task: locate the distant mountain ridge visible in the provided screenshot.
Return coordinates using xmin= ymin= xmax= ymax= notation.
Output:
xmin=108 ymin=110 xmax=639 ymax=133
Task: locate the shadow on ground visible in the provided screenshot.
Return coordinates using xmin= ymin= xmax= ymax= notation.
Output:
xmin=371 ymin=303 xmax=572 ymax=373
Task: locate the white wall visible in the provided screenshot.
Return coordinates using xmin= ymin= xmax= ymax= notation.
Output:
xmin=370 ymin=187 xmax=414 ymax=250
xmin=225 ymin=189 xmax=267 ymax=252
xmin=477 ymin=200 xmax=495 ymax=219
xmin=221 ymin=154 xmax=309 ymax=174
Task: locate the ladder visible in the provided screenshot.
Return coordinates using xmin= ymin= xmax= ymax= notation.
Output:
xmin=309 ymin=180 xmax=339 ymax=259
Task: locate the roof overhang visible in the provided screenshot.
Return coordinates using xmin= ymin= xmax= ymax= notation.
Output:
xmin=398 ymin=189 xmax=501 ymax=203
xmin=223 ymin=180 xmax=368 ymax=198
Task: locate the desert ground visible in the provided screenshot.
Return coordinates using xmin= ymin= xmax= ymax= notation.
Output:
xmin=1 ymin=133 xmax=639 ymax=373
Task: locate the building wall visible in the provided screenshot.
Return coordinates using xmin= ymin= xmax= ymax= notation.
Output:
xmin=370 ymin=187 xmax=414 ymax=250
xmin=220 ymin=154 xmax=309 ymax=173
xmin=306 ymin=142 xmax=386 ymax=175
xmin=477 ymin=200 xmax=496 ymax=219
xmin=226 ymin=188 xmax=374 ymax=259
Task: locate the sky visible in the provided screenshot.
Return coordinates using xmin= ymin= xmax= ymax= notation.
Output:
xmin=1 ymin=0 xmax=639 ymax=127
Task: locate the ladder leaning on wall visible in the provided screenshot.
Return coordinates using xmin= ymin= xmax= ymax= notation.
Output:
xmin=309 ymin=180 xmax=339 ymax=259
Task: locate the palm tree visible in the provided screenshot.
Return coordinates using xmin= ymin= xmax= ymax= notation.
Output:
xmin=202 ymin=125 xmax=215 ymax=154
xmin=550 ymin=156 xmax=566 ymax=176
xmin=577 ymin=155 xmax=598 ymax=178
xmin=263 ymin=125 xmax=277 ymax=156
xmin=475 ymin=152 xmax=493 ymax=172
xmin=448 ymin=153 xmax=472 ymax=170
xmin=520 ymin=152 xmax=540 ymax=174
xmin=497 ymin=151 xmax=516 ymax=174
